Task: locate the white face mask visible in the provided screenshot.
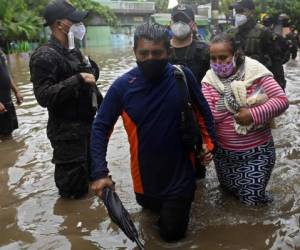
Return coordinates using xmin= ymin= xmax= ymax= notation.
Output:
xmin=171 ymin=21 xmax=192 ymax=40
xmin=235 ymin=14 xmax=248 ymax=27
xmin=69 ymin=22 xmax=86 ymax=41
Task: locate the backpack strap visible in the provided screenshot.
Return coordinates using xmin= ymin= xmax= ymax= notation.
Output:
xmin=173 ymin=65 xmax=191 ymax=105
xmin=173 ymin=65 xmax=203 ymax=154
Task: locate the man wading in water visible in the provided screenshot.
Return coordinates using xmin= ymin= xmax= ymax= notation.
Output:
xmin=90 ymin=22 xmax=216 ymax=241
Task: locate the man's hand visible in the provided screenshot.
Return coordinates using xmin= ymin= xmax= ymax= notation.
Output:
xmin=201 ymin=144 xmax=213 ymax=166
xmin=80 ymin=73 xmax=96 ymax=86
xmin=91 ymin=177 xmax=115 ymax=199
xmin=0 ymin=102 xmax=7 ymax=113
xmin=234 ymin=107 xmax=253 ymax=126
xmin=15 ymin=91 xmax=24 ymax=105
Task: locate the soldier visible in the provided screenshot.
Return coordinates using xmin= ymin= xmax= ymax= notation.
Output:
xmin=278 ymin=14 xmax=299 ymax=60
xmin=227 ymin=0 xmax=287 ymax=89
xmin=261 ymin=14 xmax=291 ymax=86
xmin=288 ymin=25 xmax=299 ymax=60
xmin=30 ymin=0 xmax=102 ymax=199
xmin=169 ymin=4 xmax=210 ymax=84
xmin=169 ymin=5 xmax=210 ymax=178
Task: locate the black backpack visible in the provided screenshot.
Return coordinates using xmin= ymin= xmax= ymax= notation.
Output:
xmin=173 ymin=65 xmax=203 ymax=153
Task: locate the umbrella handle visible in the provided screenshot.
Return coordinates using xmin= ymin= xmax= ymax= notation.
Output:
xmin=135 ymin=237 xmax=145 ymax=250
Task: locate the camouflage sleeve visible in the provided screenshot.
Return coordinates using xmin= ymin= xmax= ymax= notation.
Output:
xmin=29 ymin=49 xmax=83 ymax=109
xmin=261 ymin=29 xmax=281 ymax=59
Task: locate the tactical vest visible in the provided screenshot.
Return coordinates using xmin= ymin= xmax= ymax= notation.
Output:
xmin=170 ymin=40 xmax=209 ymax=82
xmin=229 ymin=24 xmax=272 ymax=68
xmin=41 ymin=44 xmax=102 ymax=122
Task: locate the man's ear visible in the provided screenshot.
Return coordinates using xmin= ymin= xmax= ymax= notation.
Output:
xmin=190 ymin=22 xmax=197 ymax=31
xmin=55 ymin=20 xmax=63 ymax=30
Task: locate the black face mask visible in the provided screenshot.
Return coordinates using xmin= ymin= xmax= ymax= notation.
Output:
xmin=137 ymin=59 xmax=168 ymax=80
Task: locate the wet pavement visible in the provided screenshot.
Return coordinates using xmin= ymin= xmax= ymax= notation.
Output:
xmin=0 ymin=47 xmax=299 ymax=250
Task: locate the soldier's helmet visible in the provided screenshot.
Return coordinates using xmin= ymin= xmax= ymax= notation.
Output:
xmin=262 ymin=14 xmax=275 ymax=27
xmin=278 ymin=13 xmax=291 ymax=27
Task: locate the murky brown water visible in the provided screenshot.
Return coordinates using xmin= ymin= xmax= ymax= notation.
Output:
xmin=1 ymin=47 xmax=300 ymax=250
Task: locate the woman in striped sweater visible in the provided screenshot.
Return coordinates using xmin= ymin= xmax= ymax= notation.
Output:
xmin=202 ymin=33 xmax=289 ymax=205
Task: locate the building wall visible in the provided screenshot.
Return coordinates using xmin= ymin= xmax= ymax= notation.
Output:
xmin=86 ymin=26 xmax=112 ymax=47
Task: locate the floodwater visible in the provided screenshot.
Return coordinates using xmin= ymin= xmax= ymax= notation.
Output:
xmin=1 ymin=46 xmax=300 ymax=250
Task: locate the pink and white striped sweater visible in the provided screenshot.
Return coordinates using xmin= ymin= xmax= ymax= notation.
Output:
xmin=202 ymin=76 xmax=289 ymax=151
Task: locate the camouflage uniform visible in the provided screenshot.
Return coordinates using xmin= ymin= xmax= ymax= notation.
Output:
xmin=227 ymin=18 xmax=288 ymax=89
xmin=170 ymin=39 xmax=210 ymax=179
xmin=170 ymin=39 xmax=210 ymax=83
xmin=30 ymin=36 xmax=102 ymax=199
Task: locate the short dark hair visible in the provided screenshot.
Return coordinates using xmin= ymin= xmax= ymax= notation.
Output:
xmin=210 ymin=33 xmax=245 ymax=66
xmin=210 ymin=33 xmax=238 ymax=54
xmin=133 ymin=22 xmax=170 ymax=51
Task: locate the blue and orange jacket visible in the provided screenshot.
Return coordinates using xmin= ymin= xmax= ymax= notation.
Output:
xmin=90 ymin=63 xmax=216 ymax=199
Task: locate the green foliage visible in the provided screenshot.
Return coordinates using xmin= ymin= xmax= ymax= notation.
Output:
xmin=155 ymin=0 xmax=168 ymax=12
xmin=0 ymin=0 xmax=42 ymax=48
xmin=261 ymin=0 xmax=300 ymax=27
xmin=7 ymin=41 xmax=31 ymax=54
xmin=184 ymin=0 xmax=209 ymax=5
xmin=0 ymin=0 xmax=118 ymax=53
xmin=154 ymin=0 xmax=210 ymax=12
xmin=70 ymin=0 xmax=118 ymax=26
xmin=219 ymin=0 xmax=235 ymax=17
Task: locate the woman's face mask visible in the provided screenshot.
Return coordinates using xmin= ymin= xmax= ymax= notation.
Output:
xmin=171 ymin=21 xmax=192 ymax=40
xmin=210 ymin=56 xmax=236 ymax=78
xmin=235 ymin=14 xmax=248 ymax=27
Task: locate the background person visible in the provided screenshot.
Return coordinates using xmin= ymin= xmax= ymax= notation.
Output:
xmin=169 ymin=4 xmax=210 ymax=178
xmin=202 ymin=33 xmax=289 ymax=205
xmin=227 ymin=0 xmax=288 ymax=90
xmin=0 ymin=48 xmax=23 ymax=137
xmin=30 ymin=0 xmax=101 ymax=199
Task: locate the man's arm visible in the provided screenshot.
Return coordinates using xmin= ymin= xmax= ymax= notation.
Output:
xmin=90 ymin=83 xmax=123 ymax=197
xmin=1 ymin=50 xmax=23 ymax=105
xmin=29 ymin=50 xmax=95 ymax=108
xmin=10 ymin=76 xmax=23 ymax=105
xmin=184 ymin=68 xmax=217 ymax=152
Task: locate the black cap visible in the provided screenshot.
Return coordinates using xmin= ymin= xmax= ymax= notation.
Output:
xmin=171 ymin=4 xmax=195 ymax=24
xmin=230 ymin=0 xmax=255 ymax=11
xmin=43 ymin=0 xmax=88 ymax=26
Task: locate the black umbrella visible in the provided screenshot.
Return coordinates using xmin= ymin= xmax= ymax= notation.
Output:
xmin=102 ymin=187 xmax=144 ymax=250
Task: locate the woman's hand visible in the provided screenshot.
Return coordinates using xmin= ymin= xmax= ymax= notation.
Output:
xmin=234 ymin=107 xmax=253 ymax=126
xmin=201 ymin=144 xmax=213 ymax=166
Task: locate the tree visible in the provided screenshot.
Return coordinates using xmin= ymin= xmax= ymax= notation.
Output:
xmin=0 ymin=0 xmax=118 ymax=52
xmin=261 ymin=0 xmax=300 ymax=28
xmin=70 ymin=0 xmax=118 ymax=26
xmin=155 ymin=0 xmax=168 ymax=12
xmin=0 ymin=0 xmax=42 ymax=50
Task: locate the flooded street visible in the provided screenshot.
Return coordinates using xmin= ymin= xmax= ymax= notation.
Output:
xmin=1 ymin=46 xmax=300 ymax=250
